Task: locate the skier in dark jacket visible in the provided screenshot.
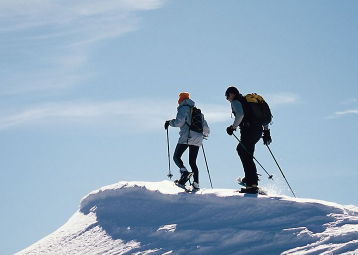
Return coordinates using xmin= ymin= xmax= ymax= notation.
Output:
xmin=165 ymin=92 xmax=210 ymax=190
xmin=225 ymin=86 xmax=272 ymax=194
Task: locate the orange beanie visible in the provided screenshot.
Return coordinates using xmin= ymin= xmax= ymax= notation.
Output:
xmin=178 ymin=92 xmax=190 ymax=104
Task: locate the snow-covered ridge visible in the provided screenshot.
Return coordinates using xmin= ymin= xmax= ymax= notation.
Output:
xmin=16 ymin=181 xmax=358 ymax=255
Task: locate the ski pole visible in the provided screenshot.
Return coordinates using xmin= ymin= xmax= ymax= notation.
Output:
xmin=202 ymin=144 xmax=213 ymax=189
xmin=166 ymin=129 xmax=173 ymax=179
xmin=232 ymin=133 xmax=274 ymax=180
xmin=266 ymin=145 xmax=296 ymax=198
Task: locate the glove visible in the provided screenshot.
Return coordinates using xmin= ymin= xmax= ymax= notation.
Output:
xmin=262 ymin=129 xmax=272 ymax=145
xmin=164 ymin=120 xmax=170 ymax=130
xmin=226 ymin=125 xmax=235 ymax=136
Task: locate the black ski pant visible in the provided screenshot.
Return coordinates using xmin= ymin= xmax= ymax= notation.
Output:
xmin=173 ymin=143 xmax=200 ymax=183
xmin=236 ymin=126 xmax=263 ymax=187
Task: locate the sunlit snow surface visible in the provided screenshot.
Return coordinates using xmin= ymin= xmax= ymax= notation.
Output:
xmin=15 ymin=181 xmax=358 ymax=255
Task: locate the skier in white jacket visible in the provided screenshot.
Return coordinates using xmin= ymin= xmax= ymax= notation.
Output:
xmin=165 ymin=92 xmax=210 ymax=189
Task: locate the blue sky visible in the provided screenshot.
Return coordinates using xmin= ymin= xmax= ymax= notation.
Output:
xmin=1 ymin=0 xmax=358 ymax=254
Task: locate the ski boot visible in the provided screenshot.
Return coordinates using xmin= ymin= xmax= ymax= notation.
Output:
xmin=237 ymin=177 xmax=247 ymax=187
xmin=239 ymin=185 xmax=259 ymax=194
xmin=192 ymin=182 xmax=200 ymax=191
xmin=178 ymin=168 xmax=193 ymax=185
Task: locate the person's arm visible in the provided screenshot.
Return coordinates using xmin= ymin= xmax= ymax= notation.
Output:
xmin=169 ymin=106 xmax=188 ymax=127
xmin=231 ymin=100 xmax=244 ymax=129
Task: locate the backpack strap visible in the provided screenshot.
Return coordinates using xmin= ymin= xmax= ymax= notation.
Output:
xmin=183 ymin=106 xmax=193 ymax=127
xmin=233 ymin=94 xmax=261 ymax=128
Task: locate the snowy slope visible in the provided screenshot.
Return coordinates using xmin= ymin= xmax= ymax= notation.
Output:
xmin=15 ymin=181 xmax=358 ymax=255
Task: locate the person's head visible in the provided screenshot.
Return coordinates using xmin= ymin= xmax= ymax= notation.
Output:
xmin=225 ymin=86 xmax=240 ymax=102
xmin=178 ymin=92 xmax=190 ymax=104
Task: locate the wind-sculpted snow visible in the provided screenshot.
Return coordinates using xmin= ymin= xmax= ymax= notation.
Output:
xmin=16 ymin=181 xmax=358 ymax=255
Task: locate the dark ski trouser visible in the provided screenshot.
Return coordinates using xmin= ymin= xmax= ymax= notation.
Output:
xmin=173 ymin=143 xmax=200 ymax=183
xmin=236 ymin=126 xmax=263 ymax=186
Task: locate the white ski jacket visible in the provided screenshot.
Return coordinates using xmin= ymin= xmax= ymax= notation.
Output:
xmin=169 ymin=99 xmax=210 ymax=146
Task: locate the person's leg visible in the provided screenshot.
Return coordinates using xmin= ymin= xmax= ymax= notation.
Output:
xmin=189 ymin=145 xmax=200 ymax=184
xmin=173 ymin=143 xmax=188 ymax=170
xmin=173 ymin=143 xmax=191 ymax=185
xmin=237 ymin=127 xmax=262 ymax=187
xmin=237 ymin=141 xmax=257 ymax=186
